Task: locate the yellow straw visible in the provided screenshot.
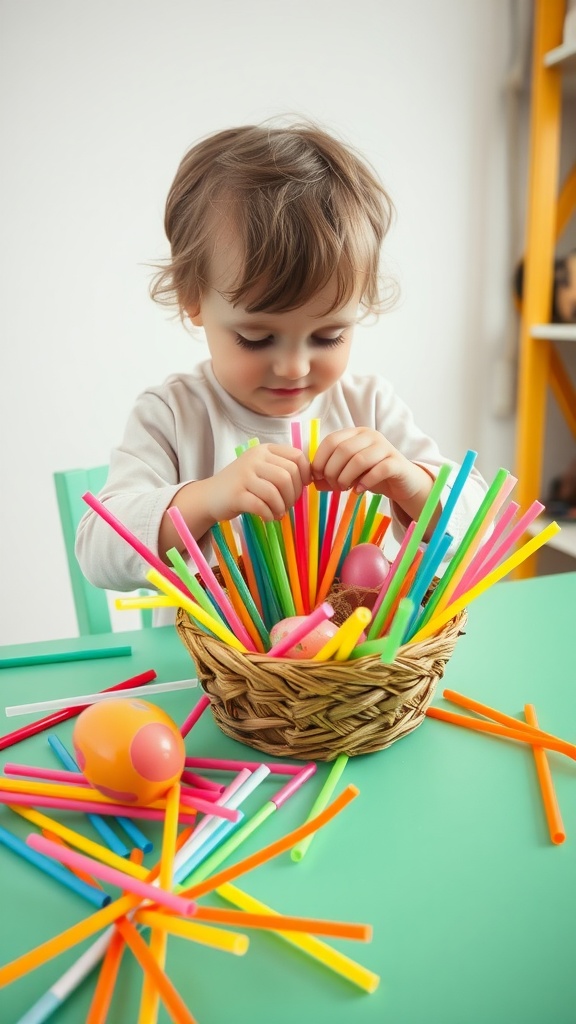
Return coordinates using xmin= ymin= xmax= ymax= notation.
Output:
xmin=138 ymin=782 xmax=180 ymax=1023
xmin=8 ymin=805 xmax=149 ymax=879
xmin=133 ymin=910 xmax=249 ymax=956
xmin=410 ymin=521 xmax=560 ymax=643
xmin=308 ymin=419 xmax=321 ymax=607
xmin=115 ymin=595 xmax=177 ymax=610
xmin=146 ymin=568 xmax=249 ymax=652
xmin=216 ymin=882 xmax=379 ymax=994
xmin=333 ymin=607 xmax=372 ymax=661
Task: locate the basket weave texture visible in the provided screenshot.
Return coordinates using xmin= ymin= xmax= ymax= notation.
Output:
xmin=175 ymin=580 xmax=467 ymax=762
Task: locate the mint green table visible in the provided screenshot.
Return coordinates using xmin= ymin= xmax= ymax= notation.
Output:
xmin=0 ymin=573 xmax=574 ymax=1023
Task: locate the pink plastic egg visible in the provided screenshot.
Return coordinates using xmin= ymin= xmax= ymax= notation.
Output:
xmin=73 ymin=698 xmax=185 ymax=806
xmin=340 ymin=543 xmax=390 ymax=590
xmin=269 ymin=615 xmax=339 ymax=659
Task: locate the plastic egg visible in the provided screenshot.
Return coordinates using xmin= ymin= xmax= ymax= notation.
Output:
xmin=73 ymin=698 xmax=185 ymax=806
xmin=269 ymin=615 xmax=339 ymax=659
xmin=340 ymin=543 xmax=390 ymax=590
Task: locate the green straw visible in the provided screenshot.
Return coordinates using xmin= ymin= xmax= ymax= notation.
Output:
xmin=264 ymin=521 xmax=296 ymax=618
xmin=166 ymin=547 xmax=225 ymax=628
xmin=176 ymin=801 xmax=277 ymax=889
xmin=211 ymin=524 xmax=270 ymax=650
xmin=358 ymin=494 xmax=382 ymax=544
xmin=367 ymin=463 xmax=451 ymax=641
xmin=291 ymin=754 xmax=349 ymax=862
xmin=416 ymin=467 xmax=509 ymax=632
xmin=379 ymin=598 xmax=415 ymax=664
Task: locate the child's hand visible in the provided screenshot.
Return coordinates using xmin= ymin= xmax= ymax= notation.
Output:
xmin=311 ymin=427 xmax=435 ymax=520
xmin=208 ymin=444 xmax=312 ymax=522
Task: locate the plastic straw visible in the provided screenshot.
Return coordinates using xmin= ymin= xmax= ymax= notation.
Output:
xmin=86 ymin=928 xmax=127 ymax=1024
xmin=166 ymin=505 xmax=256 ymax=648
xmin=414 ymin=467 xmax=513 ymax=630
xmin=5 ymin=678 xmax=197 ymax=717
xmin=137 ymin=782 xmax=180 ymax=1022
xmin=179 ymin=785 xmax=359 ymax=901
xmin=291 ymin=753 xmax=349 ymax=861
xmin=82 ymin=491 xmax=187 ymax=594
xmin=3 ymin=792 xmax=198 ymax=825
xmin=189 ymin=903 xmax=370 ymax=940
xmin=367 ymin=463 xmax=451 ymax=640
xmin=308 ymin=418 xmax=321 ymax=606
xmin=115 ymin=595 xmax=176 ymax=610
xmin=0 ymin=823 xmax=110 ymax=909
xmin=449 ymin=500 xmax=520 ymax=598
xmin=133 ymin=910 xmax=249 ymax=955
xmin=524 ymin=704 xmax=566 ymax=845
xmin=315 ymin=490 xmax=365 ymax=604
xmin=425 ymin=707 xmax=576 ymax=760
xmin=290 ymin=421 xmax=311 ymax=612
xmin=0 ymin=645 xmax=132 ymax=669
xmin=166 ymin=547 xmax=227 ymax=626
xmin=379 ymin=598 xmax=415 ymax=664
xmin=114 ymin=917 xmax=198 ymax=1024
xmin=217 ymin=883 xmax=380 ymax=993
xmin=211 ymin=525 xmax=270 ymax=649
xmin=317 ymin=490 xmax=341 ymax=583
xmin=262 ymin=520 xmax=296 ymax=618
xmin=333 ymin=608 xmax=372 ymax=661
xmin=179 ymin=695 xmax=211 ymax=738
xmin=267 ymin=602 xmax=335 ymax=658
xmin=442 ymin=689 xmax=574 ymax=753
xmin=0 ymin=669 xmax=157 ymax=753
xmin=235 ymin=521 xmax=264 ymax=617
xmin=463 ymin=500 xmax=545 ymax=594
xmin=415 ymin=450 xmax=477 ymax=583
xmin=184 ymin=756 xmax=303 ymax=775
xmin=146 ymin=568 xmax=249 ymax=652
xmin=27 ymin=834 xmax=196 ymax=916
xmin=404 ymin=531 xmax=453 ymax=640
xmin=410 ymin=520 xmax=561 ymax=643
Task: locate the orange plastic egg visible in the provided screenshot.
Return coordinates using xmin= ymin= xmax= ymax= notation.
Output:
xmin=73 ymin=698 xmax=185 ymax=806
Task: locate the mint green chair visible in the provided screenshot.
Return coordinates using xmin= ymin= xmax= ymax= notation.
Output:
xmin=53 ymin=466 xmax=153 ymax=634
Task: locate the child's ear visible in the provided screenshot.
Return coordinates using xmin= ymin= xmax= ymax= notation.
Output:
xmin=186 ymin=304 xmax=203 ymax=327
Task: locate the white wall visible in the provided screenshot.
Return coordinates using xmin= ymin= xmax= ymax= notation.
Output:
xmin=0 ymin=0 xmax=517 ymax=644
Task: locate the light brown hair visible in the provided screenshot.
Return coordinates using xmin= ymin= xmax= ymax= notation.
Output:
xmin=150 ymin=120 xmax=395 ymax=318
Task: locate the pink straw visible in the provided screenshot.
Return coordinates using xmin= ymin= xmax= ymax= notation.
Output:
xmin=82 ymin=492 xmax=189 ymax=596
xmin=180 ymin=771 xmax=223 ymax=793
xmin=180 ymin=696 xmax=211 ymax=738
xmin=0 ymin=791 xmax=198 ymax=824
xmin=317 ymin=490 xmax=341 ymax=582
xmin=167 ymin=506 xmax=257 ymax=652
xmin=266 ymin=602 xmax=335 ymax=658
xmin=184 ymin=757 xmax=304 ymax=776
xmin=290 ymin=421 xmax=311 ymax=613
xmin=27 ymin=834 xmax=197 ymax=916
xmin=177 ymin=791 xmax=240 ymax=821
xmin=453 ymin=500 xmax=520 ymax=597
xmin=271 ymin=763 xmax=317 ymax=808
xmin=464 ymin=500 xmax=546 ymax=594
xmin=4 ymin=765 xmax=89 ymax=786
xmin=371 ymin=522 xmax=416 ymax=620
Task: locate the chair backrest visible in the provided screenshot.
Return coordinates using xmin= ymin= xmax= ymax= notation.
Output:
xmin=53 ymin=466 xmax=152 ymax=634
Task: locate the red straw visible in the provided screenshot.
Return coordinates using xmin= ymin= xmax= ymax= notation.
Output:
xmin=0 ymin=670 xmax=157 ymax=752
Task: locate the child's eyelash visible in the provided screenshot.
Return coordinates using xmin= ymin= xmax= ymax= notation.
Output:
xmin=234 ymin=333 xmax=346 ymax=350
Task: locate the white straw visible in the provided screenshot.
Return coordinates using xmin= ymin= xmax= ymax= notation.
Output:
xmin=5 ymin=679 xmax=198 ymax=717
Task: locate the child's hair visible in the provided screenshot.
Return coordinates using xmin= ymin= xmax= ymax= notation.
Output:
xmin=150 ymin=119 xmax=395 ymax=319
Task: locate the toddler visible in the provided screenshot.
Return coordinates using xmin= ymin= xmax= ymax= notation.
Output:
xmin=76 ymin=120 xmax=487 ymax=623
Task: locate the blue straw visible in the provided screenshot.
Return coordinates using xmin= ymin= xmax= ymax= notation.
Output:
xmin=418 ymin=450 xmax=477 ymax=579
xmin=47 ymin=735 xmax=130 ymax=857
xmin=173 ymin=814 xmax=244 ymax=884
xmin=0 ymin=823 xmax=110 ymax=909
xmin=404 ymin=531 xmax=454 ymax=641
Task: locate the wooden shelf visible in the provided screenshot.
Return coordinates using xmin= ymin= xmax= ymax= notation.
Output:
xmin=526 ymin=515 xmax=576 ymax=558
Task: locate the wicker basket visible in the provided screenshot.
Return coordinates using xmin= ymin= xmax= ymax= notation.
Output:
xmin=175 ymin=579 xmax=467 ymax=762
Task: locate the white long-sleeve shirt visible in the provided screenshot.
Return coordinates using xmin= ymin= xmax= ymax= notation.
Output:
xmin=76 ymin=360 xmax=487 ymax=622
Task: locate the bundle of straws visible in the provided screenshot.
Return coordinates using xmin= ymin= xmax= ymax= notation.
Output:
xmin=84 ymin=422 xmax=560 ymax=760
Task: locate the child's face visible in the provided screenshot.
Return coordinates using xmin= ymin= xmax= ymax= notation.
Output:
xmin=189 ymin=237 xmax=361 ymax=418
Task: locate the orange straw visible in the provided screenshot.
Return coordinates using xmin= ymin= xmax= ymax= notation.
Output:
xmin=425 ymin=707 xmax=576 ymax=761
xmin=316 ymin=492 xmax=363 ymax=604
xmin=179 ymin=784 xmax=359 ymax=901
xmin=442 ymin=689 xmax=573 ymax=748
xmin=87 ymin=849 xmax=144 ymax=1024
xmin=370 ymin=513 xmax=392 ymax=548
xmin=114 ymin=916 xmax=198 ymax=1024
xmin=524 ymin=703 xmax=566 ymax=845
xmin=280 ymin=512 xmax=305 ymax=615
xmin=220 ymin=520 xmax=240 ymax=566
xmin=184 ymin=905 xmax=370 ymax=941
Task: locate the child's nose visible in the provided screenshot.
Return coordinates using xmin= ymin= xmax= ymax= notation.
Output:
xmin=273 ymin=346 xmax=310 ymax=380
